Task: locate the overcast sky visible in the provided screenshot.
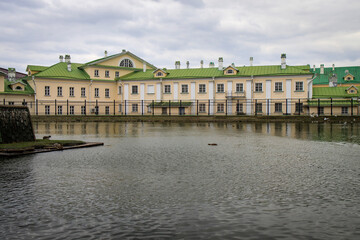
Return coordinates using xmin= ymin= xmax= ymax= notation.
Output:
xmin=1 ymin=0 xmax=360 ymax=72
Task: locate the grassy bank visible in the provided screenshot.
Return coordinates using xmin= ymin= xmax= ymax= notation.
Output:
xmin=30 ymin=115 xmax=360 ymax=123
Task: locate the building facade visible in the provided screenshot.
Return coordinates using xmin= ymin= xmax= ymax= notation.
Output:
xmin=1 ymin=50 xmax=316 ymax=116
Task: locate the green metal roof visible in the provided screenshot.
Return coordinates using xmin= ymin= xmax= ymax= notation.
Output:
xmin=313 ymin=87 xmax=360 ymax=98
xmin=1 ymin=79 xmax=34 ymax=95
xmin=119 ymin=65 xmax=311 ymax=81
xmin=26 ymin=65 xmax=48 ymax=72
xmin=35 ymin=62 xmax=90 ymax=80
xmin=311 ymin=66 xmax=360 ymax=85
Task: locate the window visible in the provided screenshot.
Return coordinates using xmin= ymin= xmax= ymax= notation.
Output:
xmin=236 ymin=83 xmax=243 ymax=92
xmin=199 ymin=84 xmax=206 ymax=93
xmin=162 ymin=107 xmax=167 ymax=115
xmin=69 ymin=106 xmax=74 ymax=115
xmin=236 ymin=103 xmax=243 ymax=113
xmin=181 ymin=84 xmax=188 ymax=93
xmin=227 ymin=69 xmax=233 ymax=74
xmin=81 ymin=87 xmax=86 ymax=97
xmin=105 ymin=106 xmax=110 ymax=115
xmin=69 ymin=87 xmax=74 ymax=97
xmin=105 ymin=88 xmax=110 ymax=98
xmin=15 ymin=86 xmax=23 ymax=90
xmin=275 ymin=103 xmax=282 ymax=112
xmin=341 ymin=107 xmax=348 ymax=115
xmin=45 ymin=105 xmax=50 ymax=115
xmin=22 ymin=101 xmax=27 ymax=106
xmin=95 ymin=88 xmax=99 ymax=97
xmin=57 ymin=87 xmax=62 ymax=96
xmin=318 ymin=107 xmax=324 ymax=115
xmin=94 ymin=69 xmax=99 ymax=77
xmin=115 ymin=71 xmax=119 ymax=78
xmin=45 ymin=86 xmax=50 ymax=96
xmin=118 ymin=104 xmax=122 ymax=112
xmin=105 ymin=70 xmax=110 ymax=78
xmin=156 ymin=72 xmax=163 ymax=77
xmin=275 ymin=82 xmax=283 ymax=91
xmin=217 ymin=84 xmax=224 ymax=93
xmin=8 ymin=102 xmax=14 ymax=105
xmin=132 ymin=104 xmax=138 ymax=112
xmin=296 ymin=103 xmax=303 ymax=113
xmin=118 ymin=86 xmax=122 ymax=94
xmin=256 ymin=103 xmax=262 ymax=113
xmin=255 ymin=83 xmax=262 ymax=92
xmin=120 ymin=59 xmax=134 ymax=68
xmin=132 ymin=85 xmax=138 ymax=94
xmin=81 ymin=106 xmax=86 ymax=115
xmin=217 ymin=103 xmax=224 ymax=112
xmin=147 ymin=106 xmax=152 ymax=113
xmin=164 ymin=85 xmax=171 ymax=93
xmin=295 ymin=82 xmax=304 ymax=91
xmin=57 ymin=105 xmax=63 ymax=115
xmin=199 ymin=103 xmax=206 ymax=113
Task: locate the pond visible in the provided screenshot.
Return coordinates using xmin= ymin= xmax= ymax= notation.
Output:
xmin=1 ymin=122 xmax=359 ymax=239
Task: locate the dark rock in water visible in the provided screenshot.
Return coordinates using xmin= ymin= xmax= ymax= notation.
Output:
xmin=208 ymin=143 xmax=218 ymax=146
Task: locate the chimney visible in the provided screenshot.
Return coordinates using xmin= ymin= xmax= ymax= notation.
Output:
xmin=104 ymin=50 xmax=108 ymax=57
xmin=65 ymin=54 xmax=71 ymax=63
xmin=7 ymin=68 xmax=16 ymax=82
xmin=332 ymin=64 xmax=335 ymax=71
xmin=313 ymin=65 xmax=316 ymax=71
xmin=320 ymin=64 xmax=324 ymax=74
xmin=186 ymin=61 xmax=190 ymax=69
xmin=209 ymin=62 xmax=215 ymax=68
xmin=250 ymin=57 xmax=253 ymax=66
xmin=200 ymin=60 xmax=204 ymax=68
xmin=59 ymin=55 xmax=64 ymax=62
xmin=143 ymin=62 xmax=146 ymax=72
xmin=231 ymin=63 xmax=235 ymax=68
xmin=122 ymin=49 xmax=126 ymax=53
xmin=281 ymin=53 xmax=286 ymax=69
xmin=175 ymin=61 xmax=180 ymax=69
xmin=218 ymin=57 xmax=223 ymax=70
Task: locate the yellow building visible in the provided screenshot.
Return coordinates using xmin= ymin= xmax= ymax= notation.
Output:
xmin=2 ymin=50 xmax=314 ymax=116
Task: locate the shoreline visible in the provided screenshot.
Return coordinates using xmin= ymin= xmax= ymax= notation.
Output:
xmin=30 ymin=115 xmax=360 ymax=123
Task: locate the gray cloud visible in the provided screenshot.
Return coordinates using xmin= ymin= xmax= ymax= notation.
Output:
xmin=0 ymin=0 xmax=359 ymax=72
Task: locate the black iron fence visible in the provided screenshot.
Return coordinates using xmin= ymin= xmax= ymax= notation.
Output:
xmin=1 ymin=98 xmax=359 ymax=116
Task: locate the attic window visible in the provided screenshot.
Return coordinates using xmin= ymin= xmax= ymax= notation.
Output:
xmin=15 ymin=86 xmax=23 ymax=90
xmin=347 ymin=77 xmax=351 ymax=80
xmin=349 ymin=89 xmax=355 ymax=93
xmin=156 ymin=72 xmax=163 ymax=77
xmin=120 ymin=59 xmax=134 ymax=68
xmin=227 ymin=69 xmax=233 ymax=74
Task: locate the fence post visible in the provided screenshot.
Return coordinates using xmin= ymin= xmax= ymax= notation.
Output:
xmin=255 ymin=99 xmax=257 ymax=116
xmin=55 ymin=99 xmax=57 ymax=115
xmin=285 ymin=99 xmax=288 ymax=115
xmin=267 ymin=99 xmax=270 ymax=116
xmin=152 ymin=100 xmax=154 ymax=116
xmin=141 ymin=100 xmax=144 ymax=116
xmin=114 ymin=100 xmax=116 ymax=115
xmin=330 ymin=98 xmax=333 ymax=116
xmin=208 ymin=99 xmax=210 ymax=116
xmin=197 ymin=100 xmax=199 ymax=116
xmin=225 ymin=99 xmax=228 ymax=116
xmin=84 ymin=100 xmax=86 ymax=115
xmin=36 ymin=99 xmax=38 ymax=115
xmin=3 ymin=99 xmax=5 ymax=105
xmin=351 ymin=98 xmax=354 ymax=116
xmin=169 ymin=100 xmax=171 ymax=116
xmin=96 ymin=99 xmax=98 ymax=115
xmin=124 ymin=100 xmax=127 ymax=115
xmin=317 ymin=99 xmax=320 ymax=115
xmin=67 ymin=99 xmax=69 ymax=115
xmin=298 ymin=99 xmax=301 ymax=115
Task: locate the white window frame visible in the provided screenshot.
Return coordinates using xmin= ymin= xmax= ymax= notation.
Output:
xmin=81 ymin=106 xmax=86 ymax=115
xmin=199 ymin=103 xmax=206 ymax=113
xmin=105 ymin=70 xmax=110 ymax=78
xmin=295 ymin=81 xmax=304 ymax=91
xmin=236 ymin=103 xmax=243 ymax=113
xmin=95 ymin=88 xmax=99 ymax=97
xmin=199 ymin=84 xmax=206 ymax=93
xmin=105 ymin=106 xmax=110 ymax=115
xmin=57 ymin=86 xmax=62 ymax=96
xmin=69 ymin=87 xmax=74 ymax=97
xmin=94 ymin=69 xmax=99 ymax=77
xmin=81 ymin=87 xmax=86 ymax=97
xmin=69 ymin=105 xmax=74 ymax=115
xmin=181 ymin=84 xmax=188 ymax=93
xmin=57 ymin=105 xmax=63 ymax=115
xmin=164 ymin=85 xmax=171 ymax=94
xmin=341 ymin=107 xmax=348 ymax=115
xmin=105 ymin=88 xmax=110 ymax=98
xmin=217 ymin=84 xmax=224 ymax=93
xmin=275 ymin=82 xmax=283 ymax=91
xmin=217 ymin=103 xmax=224 ymax=112
xmin=45 ymin=86 xmax=50 ymax=96
xmin=255 ymin=83 xmax=262 ymax=92
xmin=45 ymin=105 xmax=50 ymax=115
xmin=236 ymin=83 xmax=243 ymax=92
xmin=132 ymin=85 xmax=138 ymax=94
xmin=275 ymin=103 xmax=282 ymax=112
xmin=119 ymin=58 xmax=134 ymax=68
xmin=132 ymin=103 xmax=138 ymax=112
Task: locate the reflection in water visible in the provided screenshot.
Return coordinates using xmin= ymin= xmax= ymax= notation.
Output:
xmin=2 ymin=121 xmax=360 ymax=239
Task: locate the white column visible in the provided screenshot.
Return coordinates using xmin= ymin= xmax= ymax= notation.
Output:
xmin=191 ymin=82 xmax=196 ymax=115
xmin=246 ymin=80 xmax=252 ymax=115
xmin=227 ymin=81 xmax=232 ymax=115
xmin=174 ymin=82 xmax=179 ymax=101
xmin=156 ymin=83 xmax=161 ymax=102
xmin=140 ymin=83 xmax=145 ymax=114
xmin=266 ymin=80 xmax=271 ymax=115
xmin=286 ymin=79 xmax=292 ymax=114
xmin=209 ymin=81 xmax=214 ymax=115
xmin=124 ymin=84 xmax=129 ymax=115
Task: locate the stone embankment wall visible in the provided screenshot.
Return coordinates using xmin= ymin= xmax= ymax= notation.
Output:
xmin=0 ymin=105 xmax=35 ymax=143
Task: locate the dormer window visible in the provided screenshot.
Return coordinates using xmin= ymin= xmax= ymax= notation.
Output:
xmin=344 ymin=73 xmax=354 ymax=81
xmin=15 ymin=86 xmax=23 ymax=90
xmin=153 ymin=69 xmax=168 ymax=78
xmin=120 ymin=58 xmax=134 ymax=68
xmin=224 ymin=66 xmax=238 ymax=75
xmin=227 ymin=69 xmax=233 ymax=74
xmin=346 ymin=86 xmax=358 ymax=94
xmin=156 ymin=72 xmax=163 ymax=77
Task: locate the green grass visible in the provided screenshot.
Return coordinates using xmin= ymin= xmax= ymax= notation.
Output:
xmin=0 ymin=139 xmax=85 ymax=150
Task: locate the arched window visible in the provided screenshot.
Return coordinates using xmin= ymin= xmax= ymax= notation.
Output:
xmin=119 ymin=59 xmax=134 ymax=68
xmin=15 ymin=86 xmax=23 ymax=90
xmin=347 ymin=77 xmax=351 ymax=80
xmin=227 ymin=69 xmax=233 ymax=74
xmin=156 ymin=72 xmax=163 ymax=76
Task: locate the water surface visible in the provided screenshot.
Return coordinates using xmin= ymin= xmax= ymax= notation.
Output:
xmin=0 ymin=122 xmax=359 ymax=239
